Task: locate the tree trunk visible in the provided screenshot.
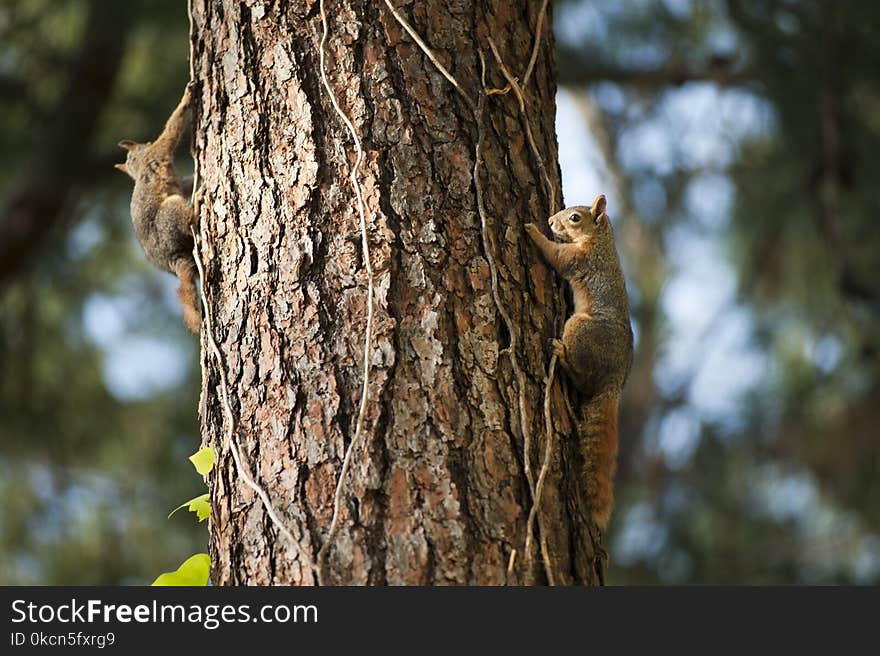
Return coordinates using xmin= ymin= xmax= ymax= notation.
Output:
xmin=190 ymin=0 xmax=605 ymax=585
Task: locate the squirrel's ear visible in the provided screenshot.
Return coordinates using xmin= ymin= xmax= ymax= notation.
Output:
xmin=590 ymin=194 xmax=607 ymax=222
xmin=118 ymin=140 xmax=136 ymax=150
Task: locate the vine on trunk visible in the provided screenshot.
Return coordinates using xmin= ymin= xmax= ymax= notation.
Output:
xmin=383 ymin=1 xmax=559 ymax=585
xmin=314 ymin=0 xmax=377 ymax=586
xmin=192 ymin=226 xmax=317 ymax=578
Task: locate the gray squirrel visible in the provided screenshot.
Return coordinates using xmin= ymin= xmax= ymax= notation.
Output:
xmin=115 ymin=84 xmax=200 ymax=332
xmin=525 ymin=195 xmax=633 ymax=528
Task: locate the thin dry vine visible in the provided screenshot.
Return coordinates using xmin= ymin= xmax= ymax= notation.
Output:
xmin=484 ymin=31 xmax=558 ymax=584
xmin=191 ymin=227 xmax=316 ymax=580
xmin=314 ymin=0 xmax=376 ymax=586
xmin=383 ymin=1 xmax=559 ymax=584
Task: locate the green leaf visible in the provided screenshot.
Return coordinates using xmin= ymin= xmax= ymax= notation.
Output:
xmin=153 ymin=554 xmax=211 ymax=586
xmin=168 ymin=493 xmax=210 ymax=522
xmin=189 ymin=447 xmax=215 ymax=475
xmin=151 ymin=553 xmax=211 ymax=586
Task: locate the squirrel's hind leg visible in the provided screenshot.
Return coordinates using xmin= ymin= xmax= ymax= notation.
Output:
xmin=556 ymin=313 xmax=594 ymax=388
xmin=159 ymin=194 xmax=195 ymax=232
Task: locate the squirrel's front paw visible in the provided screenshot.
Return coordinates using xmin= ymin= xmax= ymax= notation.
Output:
xmin=525 ymin=223 xmax=541 ymax=242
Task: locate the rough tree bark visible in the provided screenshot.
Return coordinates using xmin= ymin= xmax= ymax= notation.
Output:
xmin=190 ymin=0 xmax=606 ymax=585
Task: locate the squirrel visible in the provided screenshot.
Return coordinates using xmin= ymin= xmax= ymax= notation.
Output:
xmin=115 ymin=84 xmax=200 ymax=333
xmin=525 ymin=194 xmax=633 ymax=530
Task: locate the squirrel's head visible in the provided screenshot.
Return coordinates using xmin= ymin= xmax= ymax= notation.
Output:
xmin=547 ymin=194 xmax=609 ymax=243
xmin=115 ymin=139 xmax=153 ymax=179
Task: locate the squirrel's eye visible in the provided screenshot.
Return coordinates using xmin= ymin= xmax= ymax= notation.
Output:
xmin=569 ymin=213 xmax=580 ymax=223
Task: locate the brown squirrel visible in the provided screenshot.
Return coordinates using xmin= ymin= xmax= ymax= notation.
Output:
xmin=526 ymin=194 xmax=633 ymax=529
xmin=115 ymin=84 xmax=200 ymax=332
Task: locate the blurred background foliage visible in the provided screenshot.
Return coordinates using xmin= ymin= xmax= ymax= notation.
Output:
xmin=0 ymin=0 xmax=878 ymax=584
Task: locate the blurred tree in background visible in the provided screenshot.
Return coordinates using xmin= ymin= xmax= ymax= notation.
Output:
xmin=555 ymin=0 xmax=880 ymax=584
xmin=0 ymin=0 xmax=203 ymax=584
xmin=1 ymin=0 xmax=878 ymax=584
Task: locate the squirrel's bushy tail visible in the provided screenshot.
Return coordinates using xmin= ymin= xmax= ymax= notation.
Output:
xmin=174 ymin=257 xmax=201 ymax=333
xmin=579 ymin=390 xmax=619 ymax=529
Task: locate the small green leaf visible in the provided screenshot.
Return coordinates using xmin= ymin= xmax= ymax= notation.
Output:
xmin=151 ymin=553 xmax=211 ymax=586
xmin=168 ymin=493 xmax=211 ymax=522
xmin=189 ymin=447 xmax=216 ymax=475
